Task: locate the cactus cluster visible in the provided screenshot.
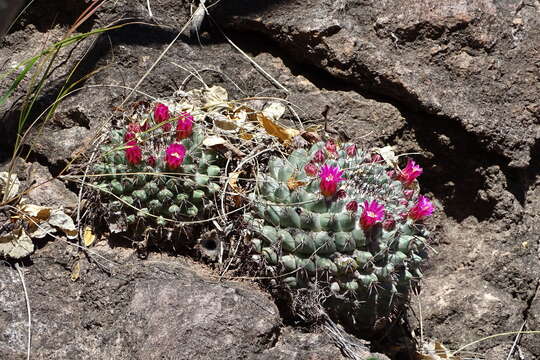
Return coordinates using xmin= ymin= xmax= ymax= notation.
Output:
xmin=247 ymin=141 xmax=433 ymax=328
xmin=92 ymin=103 xmax=224 ymax=226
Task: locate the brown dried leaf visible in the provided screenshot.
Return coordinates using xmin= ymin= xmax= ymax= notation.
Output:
xmin=203 ymin=136 xmax=227 ymax=147
xmin=257 ymin=113 xmax=300 ymax=144
xmin=83 ymin=226 xmax=96 ymax=247
xmin=228 ymin=171 xmax=244 ymax=194
xmin=20 ymin=204 xmax=51 ymax=220
xmin=287 ymin=177 xmax=306 ymax=191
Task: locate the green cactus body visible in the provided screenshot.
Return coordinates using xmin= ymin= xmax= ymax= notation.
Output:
xmin=247 ymin=142 xmax=430 ymax=330
xmin=93 ymin=113 xmax=224 ymax=226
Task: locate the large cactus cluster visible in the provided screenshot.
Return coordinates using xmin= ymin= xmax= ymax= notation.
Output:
xmin=247 ymin=141 xmax=433 ymax=329
xmin=92 ymin=103 xmax=224 ymax=227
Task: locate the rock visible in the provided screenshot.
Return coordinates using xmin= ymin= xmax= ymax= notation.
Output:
xmin=0 ymin=242 xmax=383 ymax=359
xmin=25 ymin=162 xmax=78 ymax=212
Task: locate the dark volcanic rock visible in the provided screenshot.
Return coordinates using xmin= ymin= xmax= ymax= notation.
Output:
xmin=1 ymin=242 xmax=381 ymax=359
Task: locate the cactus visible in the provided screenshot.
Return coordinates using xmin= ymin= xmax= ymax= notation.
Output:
xmin=92 ymin=104 xmax=224 ymax=226
xmin=246 ymin=141 xmax=433 ymax=330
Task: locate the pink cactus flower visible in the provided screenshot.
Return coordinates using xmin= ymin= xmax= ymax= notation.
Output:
xmin=124 ymin=132 xmax=135 ymax=142
xmin=346 ymin=144 xmax=357 ymax=157
xmin=346 ymin=201 xmax=358 ymax=212
xmin=325 ymin=140 xmax=337 ymax=154
xmin=304 ymin=163 xmax=318 ymax=176
xmin=146 ymin=156 xmax=156 ymax=167
xmin=313 ymin=149 xmax=325 ymax=163
xmin=125 ymin=140 xmax=142 ymax=165
xmin=318 ymin=164 xmax=345 ymax=197
xmin=165 ymin=143 xmax=186 ymax=169
xmin=408 ymin=195 xmax=434 ymax=221
xmin=399 ymin=159 xmax=423 ymax=185
xmin=371 ymin=154 xmax=382 ymax=163
xmin=175 ymin=112 xmax=194 ymax=140
xmin=360 ymin=200 xmax=385 ymax=229
xmin=154 ymin=103 xmax=171 ymax=131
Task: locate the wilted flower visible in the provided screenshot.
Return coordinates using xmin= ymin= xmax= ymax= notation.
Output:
xmin=335 ymin=189 xmax=347 ymax=199
xmin=146 ymin=155 xmax=156 ymax=167
xmin=125 ymin=140 xmax=142 ymax=165
xmin=304 ymin=163 xmax=318 ymax=176
xmin=313 ymin=149 xmax=325 ymax=163
xmin=408 ymin=195 xmax=434 ymax=220
xmin=124 ymin=132 xmax=135 ymax=142
xmin=346 ymin=200 xmax=358 ymax=212
xmin=400 ymin=159 xmax=423 ymax=185
xmin=175 ymin=112 xmax=194 ymax=140
xmin=318 ymin=164 xmax=344 ymax=197
xmin=154 ymin=103 xmax=171 ymax=131
xmin=404 ymin=189 xmax=414 ymax=200
xmin=383 ymin=218 xmax=396 ymax=230
xmin=165 ymin=143 xmax=186 ymax=169
xmin=325 ymin=140 xmax=337 ymax=154
xmin=360 ymin=200 xmax=385 ymax=229
xmin=346 ymin=144 xmax=357 ymax=157
xmin=127 ymin=122 xmax=142 ymax=133
xmin=386 ymin=170 xmax=396 ymax=179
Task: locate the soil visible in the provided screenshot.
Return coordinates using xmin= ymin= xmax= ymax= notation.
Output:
xmin=1 ymin=0 xmax=539 ymax=359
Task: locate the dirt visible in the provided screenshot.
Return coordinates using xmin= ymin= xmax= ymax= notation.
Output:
xmin=1 ymin=0 xmax=539 ymax=359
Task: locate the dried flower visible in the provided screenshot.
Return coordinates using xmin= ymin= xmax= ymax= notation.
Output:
xmin=360 ymin=200 xmax=385 ymax=229
xmin=346 ymin=201 xmax=358 ymax=212
xmin=386 ymin=170 xmax=396 ymax=179
xmin=408 ymin=195 xmax=434 ymax=221
xmin=175 ymin=112 xmax=194 ymax=140
xmin=125 ymin=140 xmax=142 ymax=165
xmin=335 ymin=189 xmax=347 ymax=199
xmin=146 ymin=155 xmax=156 ymax=167
xmin=325 ymin=140 xmax=337 ymax=154
xmin=165 ymin=143 xmax=186 ymax=169
xmin=127 ymin=122 xmax=142 ymax=133
xmin=400 ymin=159 xmax=423 ymax=185
xmin=154 ymin=103 xmax=171 ymax=131
xmin=304 ymin=163 xmax=318 ymax=176
xmin=346 ymin=144 xmax=357 ymax=157
xmin=124 ymin=132 xmax=135 ymax=142
xmin=318 ymin=164 xmax=345 ymax=197
xmin=313 ymin=149 xmax=325 ymax=163
xmin=383 ymin=218 xmax=396 ymax=230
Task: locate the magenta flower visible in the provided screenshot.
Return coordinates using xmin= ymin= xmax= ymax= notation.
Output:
xmin=346 ymin=144 xmax=357 ymax=157
xmin=325 ymin=140 xmax=337 ymax=154
xmin=146 ymin=156 xmax=156 ymax=167
xmin=175 ymin=112 xmax=194 ymax=140
xmin=154 ymin=103 xmax=171 ymax=131
xmin=304 ymin=163 xmax=318 ymax=176
xmin=318 ymin=164 xmax=345 ymax=197
xmin=165 ymin=143 xmax=186 ymax=169
xmin=371 ymin=154 xmax=382 ymax=163
xmin=313 ymin=149 xmax=325 ymax=163
xmin=124 ymin=132 xmax=135 ymax=142
xmin=399 ymin=159 xmax=423 ymax=186
xmin=383 ymin=218 xmax=396 ymax=230
xmin=125 ymin=140 xmax=142 ymax=165
xmin=408 ymin=195 xmax=434 ymax=221
xmin=360 ymin=200 xmax=385 ymax=229
xmin=346 ymin=201 xmax=358 ymax=212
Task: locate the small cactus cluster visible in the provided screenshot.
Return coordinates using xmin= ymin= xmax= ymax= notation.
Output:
xmin=92 ymin=103 xmax=223 ymax=226
xmin=247 ymin=140 xmax=434 ymax=328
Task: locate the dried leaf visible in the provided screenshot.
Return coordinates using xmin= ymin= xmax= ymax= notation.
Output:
xmin=376 ymin=145 xmax=398 ymax=168
xmin=257 ymin=113 xmax=300 ymax=144
xmin=203 ymin=136 xmax=227 ymax=147
xmin=416 ymin=342 xmax=461 ymax=360
xmin=203 ymin=86 xmax=228 ymax=108
xmin=83 ymin=226 xmax=96 ymax=247
xmin=28 ymin=221 xmax=55 ymax=239
xmin=228 ymin=171 xmax=243 ymax=193
xmin=262 ymin=102 xmax=286 ymax=121
xmin=300 ymin=131 xmax=322 ymax=144
xmin=0 ymin=172 xmax=20 ymax=201
xmin=209 ymin=112 xmax=238 ymax=130
xmin=287 ymin=177 xmax=306 ymax=191
xmin=71 ymin=260 xmax=80 ymax=281
xmin=48 ymin=209 xmax=77 ymax=239
xmin=20 ymin=204 xmax=51 ymax=220
xmin=0 ymin=229 xmax=34 ymax=259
